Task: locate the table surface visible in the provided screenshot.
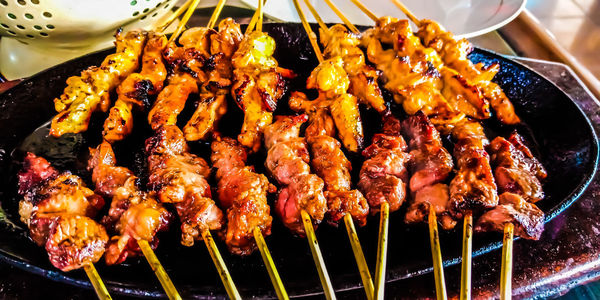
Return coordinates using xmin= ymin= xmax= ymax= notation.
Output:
xmin=1 ymin=7 xmax=600 ymax=300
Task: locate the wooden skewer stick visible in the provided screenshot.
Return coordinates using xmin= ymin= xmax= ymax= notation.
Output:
xmin=322 ymin=0 xmax=360 ymax=34
xmin=374 ymin=202 xmax=390 ymax=300
xmin=500 ymin=223 xmax=514 ymax=300
xmin=301 ymin=210 xmax=336 ymax=300
xmin=344 ymin=214 xmax=375 ymax=300
xmin=348 ymin=0 xmax=378 ymax=22
xmin=460 ymin=214 xmax=473 ymax=300
xmin=138 ymin=240 xmax=182 ymax=300
xmin=201 ymin=230 xmax=242 ymax=300
xmin=428 ymin=207 xmax=447 ymax=300
xmin=207 ymin=0 xmax=227 ymax=28
xmin=253 ymin=227 xmax=289 ymax=300
xmin=156 ymin=0 xmax=195 ymax=33
xmin=83 ymin=263 xmax=112 ymax=300
xmin=301 ymin=0 xmax=329 ymax=33
xmin=168 ymin=0 xmax=202 ymax=43
xmin=256 ymin=0 xmax=264 ymax=32
xmin=292 ymin=0 xmax=324 ymax=62
xmin=390 ymin=0 xmax=421 ymax=26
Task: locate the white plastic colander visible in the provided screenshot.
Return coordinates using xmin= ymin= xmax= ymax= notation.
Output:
xmin=0 ymin=0 xmax=179 ymax=79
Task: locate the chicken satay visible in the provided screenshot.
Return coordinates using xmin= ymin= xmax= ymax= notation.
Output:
xmin=232 ymin=31 xmax=292 ymax=152
xmin=289 ymin=56 xmax=364 ymax=152
xmin=416 ymin=19 xmax=520 ymax=124
xmin=488 ymin=132 xmax=547 ymax=203
xmin=17 ymin=153 xmax=107 ymax=272
xmin=449 ymin=120 xmax=499 ymax=219
xmin=211 ymin=137 xmax=275 ymax=255
xmin=320 ymin=24 xmax=386 ymax=113
xmin=401 ymin=111 xmax=456 ymax=229
xmin=263 ymin=115 xmax=327 ymax=235
xmin=88 ymin=142 xmax=171 ymax=265
xmin=103 ymin=32 xmax=168 ymax=143
xmin=358 ymin=115 xmax=410 ymax=215
xmin=51 ymin=30 xmax=147 ymax=137
xmin=146 ymin=125 xmax=224 ymax=246
xmin=475 ymin=192 xmax=544 ymax=240
xmin=184 ymin=19 xmax=244 ymax=141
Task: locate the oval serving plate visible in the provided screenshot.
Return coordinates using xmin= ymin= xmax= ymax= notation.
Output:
xmin=0 ymin=23 xmax=597 ymax=298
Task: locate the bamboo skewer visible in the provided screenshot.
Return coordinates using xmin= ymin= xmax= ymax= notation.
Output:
xmin=254 ymin=227 xmax=289 ymax=300
xmin=347 ymin=0 xmax=378 ymax=22
xmin=156 ymin=0 xmax=195 ymax=33
xmin=83 ymin=263 xmax=112 ymax=300
xmin=460 ymin=214 xmax=473 ymax=300
xmin=374 ymin=202 xmax=390 ymax=300
xmin=322 ymin=0 xmax=359 ymax=34
xmin=301 ymin=0 xmax=329 ymax=33
xmin=207 ymin=0 xmax=227 ymax=28
xmin=138 ymin=240 xmax=182 ymax=300
xmin=428 ymin=208 xmax=447 ymax=300
xmin=292 ymin=0 xmax=324 ymax=62
xmin=390 ymin=0 xmax=421 ymax=26
xmin=500 ymin=223 xmax=514 ymax=300
xmin=168 ymin=0 xmax=202 ymax=43
xmin=301 ymin=210 xmax=336 ymax=300
xmin=344 ymin=214 xmax=375 ymax=300
xmin=201 ymin=230 xmax=241 ymax=300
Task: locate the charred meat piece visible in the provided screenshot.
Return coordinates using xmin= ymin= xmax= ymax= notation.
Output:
xmin=211 ymin=137 xmax=275 ymax=255
xmin=184 ymin=19 xmax=244 ymax=141
xmin=401 ymin=112 xmax=455 ymax=229
xmin=449 ymin=120 xmax=498 ymax=219
xmin=475 ymin=192 xmax=544 ymax=240
xmin=17 ymin=153 xmax=108 ymax=272
xmin=264 ymin=115 xmax=327 ymax=235
xmin=88 ymin=142 xmax=171 ymax=265
xmin=146 ymin=125 xmax=224 ymax=246
xmin=51 ymin=30 xmax=147 ymax=137
xmin=488 ymin=133 xmax=547 ymax=203
xmin=359 ymin=116 xmax=410 ymax=215
xmin=103 ymin=32 xmax=168 ymax=143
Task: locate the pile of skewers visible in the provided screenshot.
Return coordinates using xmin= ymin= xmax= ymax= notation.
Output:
xmin=13 ymin=0 xmax=550 ymax=299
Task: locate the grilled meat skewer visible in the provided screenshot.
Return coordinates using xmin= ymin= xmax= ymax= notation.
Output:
xmin=88 ymin=142 xmax=171 ymax=265
xmin=475 ymin=132 xmax=547 ymax=240
xmin=103 ymin=32 xmax=168 ymax=143
xmin=18 ymin=153 xmax=107 ymax=271
xmin=263 ymin=115 xmax=328 ymax=235
xmin=402 ymin=111 xmax=455 ymax=229
xmin=358 ymin=115 xmax=410 ymax=215
xmin=146 ymin=125 xmax=224 ymax=246
xmin=211 ymin=137 xmax=275 ymax=255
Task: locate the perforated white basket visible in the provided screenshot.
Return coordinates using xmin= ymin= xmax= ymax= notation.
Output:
xmin=0 ymin=0 xmax=178 ymax=79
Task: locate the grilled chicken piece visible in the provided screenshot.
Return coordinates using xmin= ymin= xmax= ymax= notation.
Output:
xmin=359 ymin=116 xmax=410 ymax=215
xmin=320 ymin=24 xmax=386 ymax=113
xmin=17 ymin=153 xmax=107 ymax=272
xmin=475 ymin=192 xmax=544 ymax=240
xmin=184 ymin=19 xmax=244 ymax=141
xmin=88 ymin=142 xmax=171 ymax=265
xmin=103 ymin=32 xmax=168 ymax=142
xmin=449 ymin=120 xmax=498 ymax=219
xmin=211 ymin=137 xmax=275 ymax=255
xmin=264 ymin=115 xmax=327 ymax=235
xmin=231 ymin=31 xmax=290 ymax=152
xmin=489 ymin=133 xmax=547 ymax=203
xmin=51 ymin=30 xmax=147 ymax=137
xmin=146 ymin=125 xmax=224 ymax=246
xmin=289 ymin=57 xmax=364 ymax=152
xmin=148 ymin=69 xmax=198 ymax=130
xmin=441 ymin=67 xmax=490 ymax=120
xmin=416 ymin=19 xmax=520 ymax=125
xmin=401 ymin=112 xmax=456 ymax=229
xmin=362 ymin=21 xmax=464 ymax=131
